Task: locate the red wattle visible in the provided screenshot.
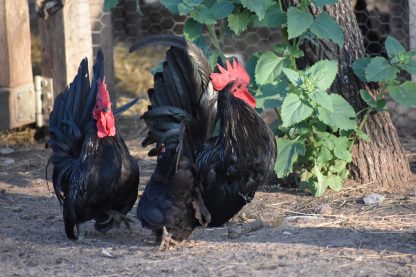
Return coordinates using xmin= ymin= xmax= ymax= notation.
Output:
xmin=233 ymin=89 xmax=256 ymax=109
xmin=95 ymin=111 xmax=116 ymax=138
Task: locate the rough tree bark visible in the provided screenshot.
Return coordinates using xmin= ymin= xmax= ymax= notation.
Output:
xmin=282 ymin=0 xmax=411 ymax=187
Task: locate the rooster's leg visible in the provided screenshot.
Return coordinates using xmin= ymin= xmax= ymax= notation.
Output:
xmin=108 ymin=210 xmax=134 ymax=229
xmin=159 ymin=226 xmax=180 ymax=251
xmin=76 ymin=223 xmax=86 ymax=240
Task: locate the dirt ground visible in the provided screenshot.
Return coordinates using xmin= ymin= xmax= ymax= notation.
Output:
xmin=0 ymin=116 xmax=415 ymax=277
xmin=0 ymin=39 xmax=413 ymax=276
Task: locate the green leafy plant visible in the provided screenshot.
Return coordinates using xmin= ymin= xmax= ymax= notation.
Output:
xmin=108 ymin=0 xmax=414 ymax=196
xmin=352 ymin=36 xmax=416 ymax=115
xmin=264 ymin=59 xmax=360 ymax=196
xmin=155 ymin=0 xmax=361 ymax=196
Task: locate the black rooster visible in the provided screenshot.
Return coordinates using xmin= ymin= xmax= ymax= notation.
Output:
xmin=197 ymin=60 xmax=276 ymax=226
xmin=130 ymin=35 xmax=276 ymax=247
xmin=131 ymin=36 xmax=213 ymax=248
xmin=47 ymin=50 xmax=140 ymax=240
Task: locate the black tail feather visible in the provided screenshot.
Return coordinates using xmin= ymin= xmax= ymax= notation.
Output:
xmin=129 ymin=34 xmax=188 ymax=53
xmin=130 ymin=35 xmax=217 ymax=151
xmin=114 ymin=97 xmax=140 ymax=117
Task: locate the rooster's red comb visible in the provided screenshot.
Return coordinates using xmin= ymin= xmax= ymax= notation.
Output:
xmin=96 ymin=78 xmax=111 ymax=106
xmin=210 ymin=59 xmax=250 ymax=91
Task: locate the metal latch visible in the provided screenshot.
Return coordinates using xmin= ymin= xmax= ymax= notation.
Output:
xmin=34 ymin=76 xmax=54 ymax=128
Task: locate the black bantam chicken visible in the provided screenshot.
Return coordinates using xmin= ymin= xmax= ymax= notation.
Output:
xmin=130 ymin=35 xmax=276 ymax=248
xmin=131 ymin=35 xmax=213 ymax=249
xmin=47 ymin=50 xmax=140 ymax=240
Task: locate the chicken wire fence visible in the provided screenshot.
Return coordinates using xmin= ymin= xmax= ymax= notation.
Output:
xmin=111 ymin=0 xmax=415 ymax=58
xmin=111 ymin=0 xmax=282 ymax=59
xmin=110 ymin=0 xmax=416 ymax=137
xmin=26 ymin=0 xmax=416 ymax=136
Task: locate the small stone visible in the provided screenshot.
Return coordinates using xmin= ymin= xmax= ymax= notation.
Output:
xmin=101 ymin=248 xmax=116 ymax=258
xmin=316 ymin=204 xmax=332 ymax=215
xmin=363 ymin=193 xmax=385 ymax=205
xmin=12 ymin=207 xmax=22 ymax=213
xmin=0 ymin=147 xmax=14 ymax=155
xmin=3 ymin=158 xmax=14 ymax=165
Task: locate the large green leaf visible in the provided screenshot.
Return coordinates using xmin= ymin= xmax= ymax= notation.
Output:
xmin=275 ymin=138 xmax=305 ymax=178
xmin=306 ymin=60 xmax=338 ymax=91
xmin=385 ymin=36 xmax=406 ymax=58
xmin=210 ymin=1 xmax=234 ymax=20
xmin=313 ymin=164 xmax=327 ymax=197
xmin=245 ymin=54 xmax=259 ymax=84
xmin=207 ymin=50 xmax=222 ymax=70
xmin=251 ymin=5 xmax=286 ymax=28
xmin=255 ymin=51 xmax=284 ymax=85
xmin=310 ymin=12 xmax=344 ymax=47
xmin=365 ymin=57 xmax=399 ymax=82
xmin=287 ymin=7 xmax=313 ymax=39
xmin=282 ymin=68 xmax=302 ymax=86
xmin=178 ymin=0 xmax=199 ymax=15
xmin=240 ymin=0 xmax=275 ymax=21
xmin=281 ymin=93 xmax=313 ymax=127
xmin=359 ymin=89 xmax=385 ymax=111
xmin=317 ymin=146 xmax=333 ymax=164
xmin=104 ymin=0 xmax=119 ymax=11
xmin=389 ymin=82 xmax=416 ymax=107
xmin=314 ymin=0 xmax=338 ymax=7
xmin=193 ymin=36 xmax=210 ymax=55
xmin=333 ymin=136 xmax=352 ymax=162
xmin=227 ymin=10 xmax=251 ymax=35
xmin=183 ymin=18 xmax=203 ymax=41
xmin=351 ymin=57 xmax=371 ymax=82
xmin=402 ymin=59 xmax=416 ymax=74
xmin=317 ymin=94 xmax=357 ymax=130
xmin=190 ymin=6 xmax=217 ymax=25
xmin=329 ymin=160 xmax=348 ymax=173
xmin=359 ymin=89 xmax=377 ymax=108
xmin=325 ymin=175 xmax=343 ymax=191
xmin=160 ymin=0 xmax=183 ymax=14
xmin=310 ymin=91 xmax=333 ymax=110
xmin=255 ymin=82 xmax=287 ymax=109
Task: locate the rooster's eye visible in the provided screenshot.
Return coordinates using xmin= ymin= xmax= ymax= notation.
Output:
xmin=237 ymin=84 xmax=242 ymax=89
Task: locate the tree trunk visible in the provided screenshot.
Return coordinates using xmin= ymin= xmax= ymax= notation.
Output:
xmin=282 ymin=0 xmax=411 ymax=187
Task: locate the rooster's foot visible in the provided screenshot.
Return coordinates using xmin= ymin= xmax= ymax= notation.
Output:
xmin=159 ymin=226 xmax=180 ymax=251
xmin=108 ymin=210 xmax=134 ymax=229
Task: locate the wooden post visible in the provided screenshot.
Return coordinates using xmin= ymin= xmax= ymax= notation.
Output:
xmin=39 ymin=0 xmax=93 ymax=97
xmin=0 ymin=0 xmax=35 ymax=131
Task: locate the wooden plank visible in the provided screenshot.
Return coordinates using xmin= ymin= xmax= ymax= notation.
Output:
xmin=39 ymin=0 xmax=93 ymax=97
xmin=0 ymin=0 xmax=33 ymax=87
xmin=0 ymin=0 xmax=35 ymax=131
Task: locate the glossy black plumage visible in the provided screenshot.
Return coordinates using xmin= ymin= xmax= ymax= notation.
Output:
xmin=131 ymin=35 xmax=276 ymax=238
xmin=131 ymin=35 xmax=214 ymax=241
xmin=137 ymin=122 xmax=210 ymax=241
xmin=47 ymin=50 xmax=140 ymax=240
xmin=196 ymin=83 xmax=277 ymax=226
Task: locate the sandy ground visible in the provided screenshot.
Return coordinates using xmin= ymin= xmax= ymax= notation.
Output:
xmin=0 ymin=116 xmax=415 ymax=277
xmin=0 ymin=38 xmax=411 ymax=276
